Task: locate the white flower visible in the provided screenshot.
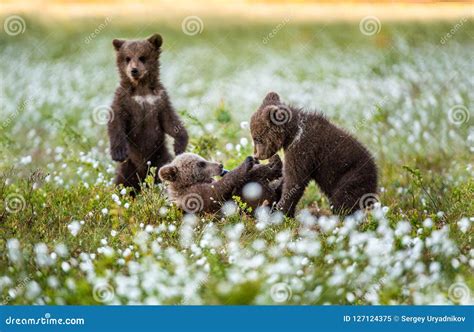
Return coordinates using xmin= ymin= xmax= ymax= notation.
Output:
xmin=318 ymin=216 xmax=338 ymax=233
xmin=144 ymin=225 xmax=153 ymax=233
xmin=67 ymin=221 xmax=82 ymax=237
xmin=395 ymin=221 xmax=411 ymax=236
xmin=7 ymin=238 xmax=22 ymax=264
xmin=276 ymin=230 xmax=291 ymax=243
xmin=47 ymin=276 xmax=59 ymax=289
xmin=25 ymin=281 xmax=41 ymax=300
xmin=346 ymin=292 xmax=355 ymax=303
xmin=219 ymin=201 xmax=235 ymax=216
xmin=20 ymin=155 xmax=32 ymax=165
xmin=54 ymin=243 xmax=68 ymax=257
xmin=451 ymin=258 xmax=460 ymax=269
xmin=61 ymin=262 xmax=71 ymax=272
xmin=242 ymin=182 xmax=263 ymax=201
xmin=34 ymin=243 xmax=52 ymax=267
xmin=457 ymin=218 xmax=470 ymax=233
xmin=429 ymin=262 xmax=441 ymax=273
xmin=423 ymin=218 xmax=433 ymax=228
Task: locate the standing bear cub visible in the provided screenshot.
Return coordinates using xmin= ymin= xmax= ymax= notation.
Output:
xmin=159 ymin=153 xmax=283 ymax=214
xmin=250 ymin=92 xmax=378 ymax=217
xmin=108 ymin=34 xmax=188 ymax=192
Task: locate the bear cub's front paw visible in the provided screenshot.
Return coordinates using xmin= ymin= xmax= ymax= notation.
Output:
xmin=244 ymin=156 xmax=255 ymax=171
xmin=111 ymin=145 xmax=128 ymax=162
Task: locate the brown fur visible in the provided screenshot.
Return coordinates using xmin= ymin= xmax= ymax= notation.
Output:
xmin=108 ymin=34 xmax=188 ymax=192
xmin=250 ymin=92 xmax=378 ymax=217
xmin=158 ymin=153 xmax=282 ymax=214
xmin=234 ymin=154 xmax=283 ymax=209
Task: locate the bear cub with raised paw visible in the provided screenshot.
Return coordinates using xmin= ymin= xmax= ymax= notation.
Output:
xmin=108 ymin=34 xmax=188 ymax=193
xmin=158 ymin=153 xmax=282 ymax=214
xmin=250 ymin=92 xmax=377 ymax=217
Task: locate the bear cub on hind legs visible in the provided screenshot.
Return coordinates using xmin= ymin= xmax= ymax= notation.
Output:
xmin=108 ymin=34 xmax=188 ymax=193
xmin=250 ymin=92 xmax=377 ymax=217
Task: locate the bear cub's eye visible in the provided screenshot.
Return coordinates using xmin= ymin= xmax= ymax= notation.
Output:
xmin=198 ymin=161 xmax=206 ymax=168
xmin=138 ymin=56 xmax=146 ymax=63
xmin=125 ymin=57 xmax=131 ymax=63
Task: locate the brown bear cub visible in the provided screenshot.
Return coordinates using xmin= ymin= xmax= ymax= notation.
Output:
xmin=108 ymin=34 xmax=188 ymax=192
xmin=250 ymin=92 xmax=378 ymax=217
xmin=158 ymin=153 xmax=282 ymax=214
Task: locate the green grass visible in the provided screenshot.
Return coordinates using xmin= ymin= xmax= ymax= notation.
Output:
xmin=0 ymin=16 xmax=473 ymax=305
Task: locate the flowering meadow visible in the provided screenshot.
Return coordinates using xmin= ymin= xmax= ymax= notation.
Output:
xmin=0 ymin=16 xmax=473 ymax=305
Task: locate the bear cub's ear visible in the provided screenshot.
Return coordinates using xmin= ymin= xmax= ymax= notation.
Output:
xmin=147 ymin=34 xmax=163 ymax=50
xmin=262 ymin=92 xmax=281 ymax=106
xmin=112 ymin=39 xmax=125 ymax=51
xmin=159 ymin=165 xmax=178 ymax=182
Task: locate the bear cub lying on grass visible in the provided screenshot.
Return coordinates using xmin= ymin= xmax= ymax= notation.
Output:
xmin=159 ymin=153 xmax=282 ymax=214
xmin=250 ymin=92 xmax=378 ymax=217
xmin=108 ymin=34 xmax=188 ymax=193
